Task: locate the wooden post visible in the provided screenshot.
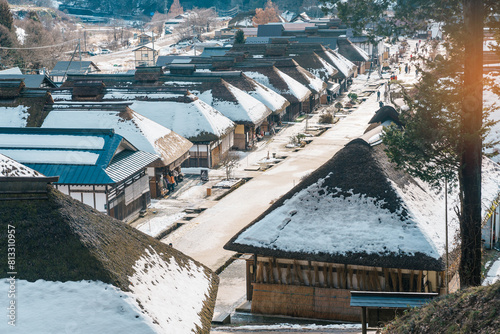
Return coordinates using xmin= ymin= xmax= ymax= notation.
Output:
xmin=361 ymin=307 xmax=367 ymax=334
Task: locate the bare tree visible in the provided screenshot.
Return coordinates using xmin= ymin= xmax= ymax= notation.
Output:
xmin=220 ymin=151 xmax=240 ymax=180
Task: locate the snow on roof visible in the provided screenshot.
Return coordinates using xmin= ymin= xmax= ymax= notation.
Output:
xmin=243 ymin=71 xmax=280 ymax=93
xmin=276 ymin=69 xmax=311 ymax=101
xmin=226 ymin=139 xmax=500 ymax=270
xmin=0 ymin=133 xmax=105 ymax=150
xmin=351 ymin=43 xmax=370 ymax=61
xmin=324 ymin=50 xmax=356 ymax=78
xmin=301 ymin=70 xmax=326 ymax=93
xmin=0 ymin=105 xmax=29 ymax=127
xmin=249 ymin=79 xmax=290 ymax=112
xmin=483 ymin=73 xmax=500 ymax=162
xmin=128 ymin=246 xmax=212 ymax=333
xmin=220 ymin=83 xmax=271 ymax=124
xmin=42 ymin=105 xmax=192 ymax=165
xmin=0 ymin=153 xmax=44 ymax=177
xmin=159 ymin=80 xmax=272 ymax=125
xmin=228 ymin=139 xmax=500 ymax=269
xmin=0 ymin=67 xmax=23 ymax=74
xmin=103 ymin=90 xmax=181 ymax=100
xmin=0 ymin=280 xmax=157 ymax=333
xmin=1 ymin=149 xmax=99 ymax=165
xmin=129 ymin=96 xmax=235 ymax=142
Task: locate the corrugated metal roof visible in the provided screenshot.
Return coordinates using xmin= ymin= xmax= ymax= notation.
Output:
xmin=0 ymin=128 xmax=147 ymax=184
xmin=350 ymin=291 xmax=438 ymax=308
xmin=105 ymin=150 xmax=159 ymax=183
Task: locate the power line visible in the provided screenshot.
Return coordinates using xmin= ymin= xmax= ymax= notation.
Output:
xmin=0 ymin=39 xmax=78 ymax=50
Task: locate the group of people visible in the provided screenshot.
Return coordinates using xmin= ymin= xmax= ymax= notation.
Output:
xmin=161 ymin=169 xmax=182 ymax=194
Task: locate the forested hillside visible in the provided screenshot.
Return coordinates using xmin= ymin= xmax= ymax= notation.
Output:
xmin=18 ymin=0 xmax=315 ymax=17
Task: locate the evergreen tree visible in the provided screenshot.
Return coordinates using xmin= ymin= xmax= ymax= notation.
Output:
xmin=234 ymin=29 xmax=245 ymax=44
xmin=322 ymin=0 xmax=500 ymax=287
xmin=0 ymin=0 xmax=13 ymax=31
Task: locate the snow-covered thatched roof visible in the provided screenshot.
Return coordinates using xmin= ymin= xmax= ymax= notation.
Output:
xmin=0 ymin=153 xmax=43 ymax=177
xmin=41 ymin=102 xmax=193 ymax=167
xmin=0 ymin=186 xmax=218 ymax=333
xmin=225 ymin=138 xmax=500 ymax=271
xmin=159 ymin=74 xmax=272 ymax=126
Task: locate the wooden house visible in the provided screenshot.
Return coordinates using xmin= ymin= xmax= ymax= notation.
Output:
xmin=0 ymin=181 xmax=218 ymax=333
xmin=137 ymin=31 xmax=156 ymax=45
xmin=225 ymin=139 xmax=453 ymax=324
xmin=58 ymin=75 xmax=236 ymax=168
xmin=41 ymin=102 xmax=193 ymax=198
xmin=0 ymin=127 xmax=159 ymax=222
xmin=264 ymin=57 xmax=327 ymax=111
xmin=134 ymin=45 xmax=158 ymax=68
xmin=336 ymin=37 xmax=371 ymax=75
xmin=230 ymin=41 xmax=339 ymax=102
xmin=225 ymin=136 xmax=500 ymax=325
xmin=95 ymin=89 xmax=235 ymax=168
xmin=160 ymin=65 xmax=272 ymax=150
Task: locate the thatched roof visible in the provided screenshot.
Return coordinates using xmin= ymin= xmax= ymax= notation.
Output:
xmin=233 ymin=62 xmax=311 ymax=103
xmin=159 ymin=73 xmax=272 ymax=126
xmin=270 ymin=58 xmax=327 ymax=95
xmin=42 ymin=103 xmax=193 ymax=167
xmin=368 ymin=105 xmax=403 ymax=127
xmin=225 ymin=139 xmax=450 ymax=271
xmin=337 ymin=37 xmax=370 ymax=62
xmin=0 ymin=186 xmax=218 ymax=333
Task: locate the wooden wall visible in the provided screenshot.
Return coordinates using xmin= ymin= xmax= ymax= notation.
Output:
xmin=251 ymin=283 xmax=360 ymax=322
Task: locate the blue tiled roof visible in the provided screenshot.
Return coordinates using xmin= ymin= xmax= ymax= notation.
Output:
xmin=0 ymin=128 xmax=158 ymax=185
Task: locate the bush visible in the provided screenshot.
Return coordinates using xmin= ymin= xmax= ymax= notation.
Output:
xmin=347 ymin=93 xmax=358 ymax=102
xmin=319 ymin=112 xmax=334 ymax=124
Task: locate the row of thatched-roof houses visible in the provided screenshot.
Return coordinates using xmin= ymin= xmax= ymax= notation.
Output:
xmin=0 ymin=38 xmax=365 ymax=222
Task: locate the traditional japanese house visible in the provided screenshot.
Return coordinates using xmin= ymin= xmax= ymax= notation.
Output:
xmin=264 ymin=57 xmax=327 ymax=111
xmin=225 ymin=138 xmax=488 ymax=325
xmin=0 ymin=177 xmax=218 ymax=333
xmin=0 ymin=127 xmax=159 ymax=221
xmin=40 ymin=102 xmax=193 ymax=198
xmin=336 ymin=37 xmax=371 ymax=75
xmin=160 ymin=65 xmax=272 ymax=150
xmin=58 ymin=75 xmax=236 ymax=168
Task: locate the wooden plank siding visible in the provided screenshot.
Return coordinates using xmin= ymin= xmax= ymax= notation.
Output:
xmin=247 ymin=256 xmax=445 ymax=321
xmin=249 ymin=256 xmax=444 ymax=293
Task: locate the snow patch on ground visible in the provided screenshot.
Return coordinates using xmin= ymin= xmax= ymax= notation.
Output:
xmin=483 ymin=258 xmax=500 ymax=286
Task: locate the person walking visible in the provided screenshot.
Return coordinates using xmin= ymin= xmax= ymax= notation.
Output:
xmin=404 ymin=64 xmax=408 ymax=74
xmin=173 ymin=169 xmax=179 ymax=185
xmin=377 ymin=90 xmax=380 ymax=101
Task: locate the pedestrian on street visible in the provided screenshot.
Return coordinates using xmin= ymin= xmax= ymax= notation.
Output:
xmin=173 ymin=169 xmax=179 ymax=185
xmin=377 ymin=90 xmax=380 ymax=101
xmin=405 ymin=64 xmax=408 ymax=74
xmin=415 ymin=68 xmax=419 ymax=77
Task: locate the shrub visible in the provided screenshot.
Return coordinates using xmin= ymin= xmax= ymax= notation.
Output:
xmin=319 ymin=112 xmax=334 ymax=124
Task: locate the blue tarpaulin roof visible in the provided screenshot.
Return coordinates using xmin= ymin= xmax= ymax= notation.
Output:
xmin=350 ymin=291 xmax=438 ymax=309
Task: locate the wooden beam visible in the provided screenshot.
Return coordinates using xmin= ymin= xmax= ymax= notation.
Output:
xmin=390 ymin=270 xmax=398 ymax=292
xmin=322 ymin=265 xmax=328 ymax=288
xmin=314 ymin=263 xmax=320 ymax=287
xmin=337 ymin=266 xmax=343 ymax=289
xmin=372 ymin=268 xmax=382 ymax=291
xmin=417 ymin=271 xmax=423 ymax=292
xmin=384 ymin=268 xmax=390 ymax=291
xmin=306 ymin=261 xmax=313 ymax=286
xmin=286 ymin=264 xmax=292 ymax=284
xmin=398 ymin=269 xmax=403 ymax=292
xmin=276 ymin=260 xmax=282 ymax=284
xmin=294 ymin=260 xmax=304 ymax=285
xmin=410 ymin=270 xmax=415 ymax=292
xmin=267 ymin=258 xmax=273 ymax=283
xmin=361 ymin=307 xmax=367 ymax=334
xmin=348 ymin=268 xmax=354 ymax=290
